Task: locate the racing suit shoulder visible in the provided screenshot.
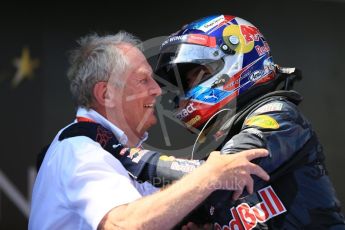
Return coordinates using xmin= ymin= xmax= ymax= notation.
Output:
xmin=203 ymin=94 xmax=345 ymax=229
xmin=221 ymin=97 xmax=313 ymax=174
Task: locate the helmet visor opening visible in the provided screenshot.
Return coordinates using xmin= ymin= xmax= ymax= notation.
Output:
xmin=155 ymin=43 xmax=222 ymax=69
xmin=156 ymin=60 xmax=224 ymax=94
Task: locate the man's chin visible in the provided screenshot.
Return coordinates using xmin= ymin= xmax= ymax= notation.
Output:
xmin=136 ymin=116 xmax=157 ymax=133
xmin=146 ymin=116 xmax=158 ymax=130
xmin=150 ymin=116 xmax=158 ymax=125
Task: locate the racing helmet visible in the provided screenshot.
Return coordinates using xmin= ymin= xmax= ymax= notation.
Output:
xmin=155 ymin=15 xmax=277 ymax=129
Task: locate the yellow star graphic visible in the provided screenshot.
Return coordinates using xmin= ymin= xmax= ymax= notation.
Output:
xmin=12 ymin=47 xmax=40 ymax=87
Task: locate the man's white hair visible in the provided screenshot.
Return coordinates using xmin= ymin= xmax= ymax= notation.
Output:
xmin=67 ymin=31 xmax=142 ymax=108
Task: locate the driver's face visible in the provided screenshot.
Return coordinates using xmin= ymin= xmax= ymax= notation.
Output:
xmin=185 ymin=65 xmax=212 ymax=91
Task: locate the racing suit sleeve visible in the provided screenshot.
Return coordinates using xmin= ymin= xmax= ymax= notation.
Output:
xmin=221 ymin=98 xmax=314 ymax=187
xmin=116 ymin=147 xmax=204 ymax=187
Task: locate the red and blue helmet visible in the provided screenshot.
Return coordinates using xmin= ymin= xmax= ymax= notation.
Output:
xmin=155 ymin=15 xmax=277 ymax=129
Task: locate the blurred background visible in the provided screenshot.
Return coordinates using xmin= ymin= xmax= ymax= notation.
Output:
xmin=0 ymin=0 xmax=344 ymax=228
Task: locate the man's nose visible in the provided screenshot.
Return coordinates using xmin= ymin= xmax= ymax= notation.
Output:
xmin=150 ymin=78 xmax=162 ymax=97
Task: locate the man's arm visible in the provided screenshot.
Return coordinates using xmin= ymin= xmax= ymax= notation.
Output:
xmin=98 ymin=149 xmax=269 ymax=230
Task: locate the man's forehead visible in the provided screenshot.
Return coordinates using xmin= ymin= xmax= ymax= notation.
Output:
xmin=135 ymin=67 xmax=152 ymax=75
xmin=117 ymin=43 xmax=142 ymax=57
xmin=111 ymin=43 xmax=153 ymax=81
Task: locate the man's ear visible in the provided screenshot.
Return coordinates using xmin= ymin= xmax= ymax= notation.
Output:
xmin=93 ymin=82 xmax=116 ymax=108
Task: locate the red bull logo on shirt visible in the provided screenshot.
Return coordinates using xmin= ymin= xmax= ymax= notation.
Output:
xmin=214 ymin=186 xmax=286 ymax=230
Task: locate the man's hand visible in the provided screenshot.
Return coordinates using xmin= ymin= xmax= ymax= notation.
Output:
xmin=205 ymin=149 xmax=269 ymax=200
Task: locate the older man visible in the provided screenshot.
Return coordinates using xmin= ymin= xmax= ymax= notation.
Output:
xmin=29 ymin=32 xmax=269 ymax=230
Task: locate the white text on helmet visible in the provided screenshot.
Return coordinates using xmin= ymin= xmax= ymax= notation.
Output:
xmin=176 ymin=103 xmax=196 ymax=120
xmin=161 ymin=35 xmax=184 ymax=48
xmin=255 ymin=42 xmax=270 ymax=56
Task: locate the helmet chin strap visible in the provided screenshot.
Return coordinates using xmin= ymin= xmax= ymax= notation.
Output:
xmin=190 ymin=108 xmax=233 ymax=160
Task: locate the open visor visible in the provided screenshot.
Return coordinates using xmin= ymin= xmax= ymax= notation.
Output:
xmin=156 ymin=43 xmax=224 ymax=70
xmin=155 ymin=44 xmax=225 ymax=93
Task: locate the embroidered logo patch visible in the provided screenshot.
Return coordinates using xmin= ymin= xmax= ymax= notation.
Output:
xmin=244 ymin=115 xmax=279 ymax=129
xmin=128 ymin=148 xmax=148 ymax=163
xmin=214 ymin=186 xmax=286 ymax=230
xmin=253 ymin=102 xmax=283 ymax=114
xmin=96 ymin=126 xmax=113 ymax=147
xmin=159 ymin=155 xmax=176 ymax=161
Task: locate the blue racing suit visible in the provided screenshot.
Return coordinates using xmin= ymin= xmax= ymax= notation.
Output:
xmin=191 ymin=90 xmax=345 ymax=229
